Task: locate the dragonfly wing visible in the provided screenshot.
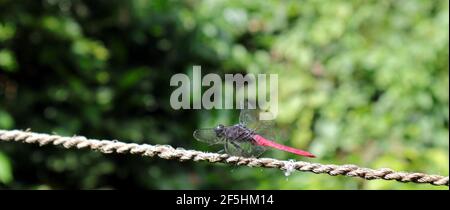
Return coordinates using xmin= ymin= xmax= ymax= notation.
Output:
xmin=224 ymin=140 xmax=244 ymax=156
xmin=193 ymin=128 xmax=223 ymax=145
xmin=239 ymin=109 xmax=276 ymax=140
xmin=239 ymin=109 xmax=260 ymax=129
xmin=240 ymin=109 xmax=274 ymax=128
xmin=224 ymin=140 xmax=266 ymax=157
xmin=243 ymin=142 xmax=266 ymax=157
xmin=254 ymin=119 xmax=275 ymax=138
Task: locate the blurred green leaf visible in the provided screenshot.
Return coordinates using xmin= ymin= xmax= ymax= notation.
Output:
xmin=0 ymin=152 xmax=13 ymax=184
xmin=0 ymin=110 xmax=14 ymax=129
xmin=0 ymin=50 xmax=17 ymax=72
xmin=0 ymin=22 xmax=15 ymax=42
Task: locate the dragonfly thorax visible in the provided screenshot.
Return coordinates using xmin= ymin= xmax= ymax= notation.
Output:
xmin=216 ymin=124 xmax=255 ymax=142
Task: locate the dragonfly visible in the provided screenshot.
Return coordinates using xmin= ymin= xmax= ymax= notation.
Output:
xmin=193 ymin=109 xmax=315 ymax=158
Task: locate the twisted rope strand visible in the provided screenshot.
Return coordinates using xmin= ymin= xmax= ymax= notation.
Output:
xmin=0 ymin=129 xmax=448 ymax=186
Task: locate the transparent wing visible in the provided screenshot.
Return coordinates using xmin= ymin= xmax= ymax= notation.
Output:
xmin=253 ymin=120 xmax=276 ymax=141
xmin=224 ymin=140 xmax=266 ymax=157
xmin=193 ymin=128 xmax=223 ymax=145
xmin=224 ymin=140 xmax=243 ymax=156
xmin=239 ymin=108 xmax=260 ymax=129
xmin=239 ymin=109 xmax=276 ymax=140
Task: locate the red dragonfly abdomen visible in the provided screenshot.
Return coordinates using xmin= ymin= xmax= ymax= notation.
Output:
xmin=252 ymin=134 xmax=316 ymax=158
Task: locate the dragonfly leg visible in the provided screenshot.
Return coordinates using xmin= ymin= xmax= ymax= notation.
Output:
xmin=224 ymin=139 xmax=243 ymax=154
xmin=230 ymin=141 xmax=242 ymax=150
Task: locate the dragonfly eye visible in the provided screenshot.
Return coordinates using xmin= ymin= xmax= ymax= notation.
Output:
xmin=214 ymin=124 xmax=224 ymax=133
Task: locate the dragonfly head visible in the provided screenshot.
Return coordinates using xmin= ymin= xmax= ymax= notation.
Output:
xmin=214 ymin=124 xmax=225 ymax=136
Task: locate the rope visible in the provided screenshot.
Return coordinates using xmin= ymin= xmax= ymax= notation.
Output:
xmin=0 ymin=129 xmax=448 ymax=186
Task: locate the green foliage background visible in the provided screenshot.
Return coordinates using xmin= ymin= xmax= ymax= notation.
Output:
xmin=0 ymin=0 xmax=448 ymax=189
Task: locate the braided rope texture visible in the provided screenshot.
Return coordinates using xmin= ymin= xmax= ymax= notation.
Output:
xmin=0 ymin=129 xmax=448 ymax=186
